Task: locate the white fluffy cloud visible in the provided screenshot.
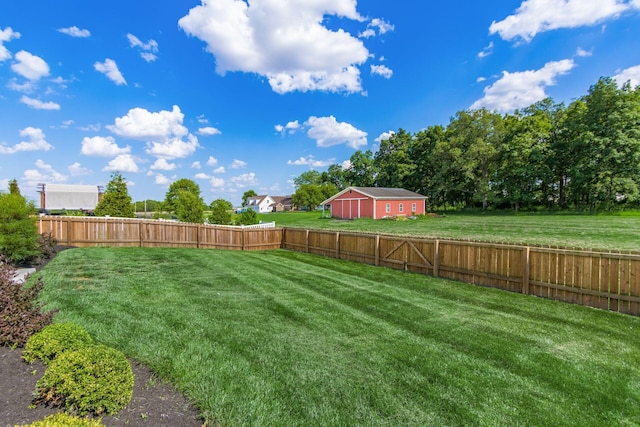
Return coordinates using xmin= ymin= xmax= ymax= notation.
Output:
xmin=103 ymin=154 xmax=139 ymax=173
xmin=0 ymin=127 xmax=53 ymax=154
xmin=178 ymin=0 xmax=370 ymax=93
xmin=370 ymin=64 xmax=393 ymax=79
xmin=206 ymin=156 xmax=218 ymax=166
xmin=12 ymin=50 xmax=50 ymax=80
xmin=478 ymin=41 xmax=494 ymax=58
xmin=275 ymin=121 xmax=300 ymax=134
xmin=305 ymin=116 xmax=367 ymax=149
xmin=20 ymin=96 xmax=60 ymax=110
xmin=471 ymin=59 xmax=575 ymax=113
xmin=213 ymin=166 xmax=225 ymax=174
xmin=68 ymin=162 xmax=92 ymax=176
xmin=375 ymin=130 xmax=396 ymax=143
xmin=198 ymin=126 xmax=221 ymax=136
xmin=22 ymin=160 xmax=67 ymax=188
xmin=81 ymin=136 xmax=130 ymax=157
xmin=490 ymin=0 xmax=639 ymax=42
xmin=209 ymin=176 xmax=225 ymax=188
xmin=613 ymin=64 xmax=640 ymax=87
xmin=150 ymin=158 xmax=177 ymax=171
xmin=94 ymin=58 xmax=126 ymax=85
xmin=0 ymin=27 xmax=20 ymax=61
xmin=108 ymin=105 xmax=188 ymax=140
xmin=58 ymin=26 xmax=91 ymax=38
xmin=287 ymin=155 xmax=334 ymax=167
xmin=106 ymin=106 xmax=201 ymax=160
xmin=127 ymin=33 xmax=158 ymax=62
xmin=359 ymin=18 xmax=394 ymax=38
xmin=191 ymin=161 xmax=202 ymax=169
xmin=230 ymin=159 xmax=247 ymax=169
xmin=145 ymin=135 xmax=200 ymax=160
xmin=230 ymin=172 xmax=257 ymax=187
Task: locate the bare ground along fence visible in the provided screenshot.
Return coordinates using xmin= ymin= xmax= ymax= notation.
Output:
xmin=36 ymin=216 xmax=640 ymax=316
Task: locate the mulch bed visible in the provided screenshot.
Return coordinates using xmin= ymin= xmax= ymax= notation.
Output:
xmin=1 ymin=246 xmax=205 ymax=427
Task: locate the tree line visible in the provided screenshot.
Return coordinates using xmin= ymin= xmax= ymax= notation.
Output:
xmin=297 ymin=77 xmax=640 ymax=211
xmin=93 ymin=173 xmax=258 ymax=225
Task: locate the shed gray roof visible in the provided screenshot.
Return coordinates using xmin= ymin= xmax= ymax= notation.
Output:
xmin=350 ymin=187 xmax=425 ymax=199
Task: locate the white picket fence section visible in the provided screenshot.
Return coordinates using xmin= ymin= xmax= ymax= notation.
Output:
xmin=240 ymin=221 xmax=276 ymax=229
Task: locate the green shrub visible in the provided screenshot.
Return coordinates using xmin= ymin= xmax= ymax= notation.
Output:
xmin=36 ymin=232 xmax=58 ymax=261
xmin=15 ymin=412 xmax=105 ymax=427
xmin=0 ymin=256 xmax=57 ymax=347
xmin=35 ymin=344 xmax=134 ymax=416
xmin=236 ymin=208 xmax=259 ymax=225
xmin=23 ymin=322 xmax=93 ymax=364
xmin=0 ymin=192 xmax=40 ymax=264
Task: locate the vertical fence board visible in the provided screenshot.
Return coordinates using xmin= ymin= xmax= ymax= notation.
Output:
xmin=631 ymin=259 xmax=640 ymax=315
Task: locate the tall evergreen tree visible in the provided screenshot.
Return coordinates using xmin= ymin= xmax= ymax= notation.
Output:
xmin=94 ymin=172 xmax=135 ymax=218
xmin=8 ymin=179 xmax=21 ymax=196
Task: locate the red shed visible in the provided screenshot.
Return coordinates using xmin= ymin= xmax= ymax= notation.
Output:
xmin=321 ymin=187 xmax=426 ymax=220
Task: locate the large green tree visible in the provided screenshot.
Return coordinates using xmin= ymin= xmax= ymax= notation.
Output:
xmin=579 ymin=78 xmax=640 ymax=209
xmin=175 ymin=191 xmax=204 ymax=223
xmin=241 ymin=190 xmax=257 ymax=207
xmin=94 ymin=172 xmax=135 ymax=218
xmin=164 ymin=178 xmax=203 ymax=212
xmin=344 ymin=150 xmax=377 ymax=187
xmin=374 ymin=129 xmax=415 ymax=189
xmin=208 ymin=199 xmax=233 ymax=225
xmin=292 ymin=183 xmax=337 ymax=211
xmin=495 ymin=99 xmax=561 ymax=210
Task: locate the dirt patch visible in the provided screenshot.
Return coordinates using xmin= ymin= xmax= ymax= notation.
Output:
xmin=0 ymin=346 xmax=204 ymax=426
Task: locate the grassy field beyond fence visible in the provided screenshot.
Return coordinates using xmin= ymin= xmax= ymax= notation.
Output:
xmin=37 ymin=247 xmax=640 ymax=426
xmin=259 ymin=211 xmax=640 ymax=252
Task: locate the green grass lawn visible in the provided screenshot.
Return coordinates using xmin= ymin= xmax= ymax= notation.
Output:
xmin=37 ymin=247 xmax=640 ymax=426
xmin=259 ymin=211 xmax=640 ymax=252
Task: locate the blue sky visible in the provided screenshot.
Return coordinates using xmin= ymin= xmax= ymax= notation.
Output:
xmin=1 ymin=0 xmax=639 ymax=206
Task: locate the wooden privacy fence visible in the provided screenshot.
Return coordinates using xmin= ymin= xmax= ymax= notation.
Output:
xmin=281 ymin=228 xmax=640 ymax=316
xmin=37 ymin=216 xmax=282 ymax=251
xmin=34 ymin=216 xmax=640 ymax=316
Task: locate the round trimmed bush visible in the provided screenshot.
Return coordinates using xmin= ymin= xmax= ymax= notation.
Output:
xmin=15 ymin=412 xmax=105 ymax=427
xmin=23 ymin=322 xmax=93 ymax=364
xmin=35 ymin=344 xmax=134 ymax=416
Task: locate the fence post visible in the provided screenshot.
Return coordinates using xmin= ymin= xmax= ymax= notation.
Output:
xmin=522 ymin=246 xmax=530 ymax=295
xmin=434 ymin=240 xmax=440 ymax=277
xmin=305 ymin=229 xmax=310 ymax=253
xmin=375 ymin=234 xmax=380 ymax=266
xmin=335 ymin=232 xmax=340 ymax=259
xmin=66 ymin=217 xmax=72 ymax=246
xmin=139 ymin=222 xmax=143 ymax=247
xmin=242 ymin=227 xmax=245 ymax=251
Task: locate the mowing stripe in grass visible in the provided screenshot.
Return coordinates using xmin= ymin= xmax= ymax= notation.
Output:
xmin=36 ymin=247 xmax=640 ymax=426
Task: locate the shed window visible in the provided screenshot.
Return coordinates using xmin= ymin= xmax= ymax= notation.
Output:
xmin=386 ymin=203 xmax=391 ymax=213
xmin=412 ymin=203 xmax=417 ymax=213
xmin=399 ymin=203 xmax=404 ymax=213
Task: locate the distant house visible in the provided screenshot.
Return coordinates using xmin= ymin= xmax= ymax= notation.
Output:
xmin=321 ymin=187 xmax=426 ymax=220
xmin=38 ymin=183 xmax=104 ymax=212
xmin=246 ymin=195 xmax=276 ymax=213
xmin=271 ymin=195 xmax=294 ymax=212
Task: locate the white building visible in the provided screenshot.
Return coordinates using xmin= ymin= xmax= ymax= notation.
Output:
xmin=246 ymin=195 xmax=276 ymax=213
xmin=38 ymin=183 xmax=103 ymax=211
